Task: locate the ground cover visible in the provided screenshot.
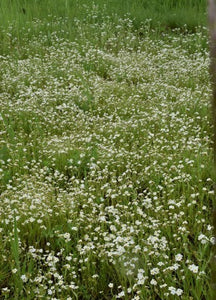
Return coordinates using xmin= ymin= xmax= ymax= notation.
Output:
xmin=0 ymin=1 xmax=214 ymax=299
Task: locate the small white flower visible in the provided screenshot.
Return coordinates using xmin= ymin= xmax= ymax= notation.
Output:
xmin=168 ymin=286 xmax=176 ymax=295
xmin=47 ymin=289 xmax=52 ymax=295
xmin=21 ymin=274 xmax=28 ymax=282
xmin=108 ymin=283 xmax=113 ymax=288
xmin=117 ymin=291 xmax=125 ymax=298
xmin=175 ymin=253 xmax=183 ymax=261
xmin=137 ymin=278 xmax=145 ymax=285
xmin=201 ymin=239 xmax=208 ymax=244
xmin=176 ymin=288 xmax=183 ymax=296
xmin=150 ymin=267 xmax=159 ymax=275
xmin=110 ymin=225 xmax=117 ymax=232
xmin=207 ymin=225 xmax=213 ymax=231
xmin=71 ymin=227 xmax=78 ymax=231
xmin=127 ymin=287 xmax=132 ymax=293
xmin=150 ymin=279 xmax=157 ymax=285
xmin=210 ymin=237 xmax=216 ymax=245
xmin=199 ymin=271 xmax=206 ymax=275
xmin=137 ymin=272 xmax=144 ymax=280
xmin=12 ymin=268 xmax=18 ymax=274
xmin=188 ymin=264 xmax=198 ymax=274
xmin=2 ymin=287 xmax=10 ymax=293
xmin=138 ymin=268 xmax=145 ymax=273
xmin=63 ymin=232 xmax=71 ymax=242
xmin=198 ymin=233 xmax=207 ymax=241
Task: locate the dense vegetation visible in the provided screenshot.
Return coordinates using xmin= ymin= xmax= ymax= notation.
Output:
xmin=0 ymin=1 xmax=214 ymax=299
xmin=0 ymin=0 xmax=207 ymax=56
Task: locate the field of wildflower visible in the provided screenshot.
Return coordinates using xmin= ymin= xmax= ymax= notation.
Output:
xmin=0 ymin=1 xmax=214 ymax=299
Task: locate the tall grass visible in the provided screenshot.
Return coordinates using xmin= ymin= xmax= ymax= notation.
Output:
xmin=0 ymin=0 xmax=207 ymax=34
xmin=0 ymin=0 xmax=207 ymax=25
xmin=0 ymin=0 xmax=208 ymax=57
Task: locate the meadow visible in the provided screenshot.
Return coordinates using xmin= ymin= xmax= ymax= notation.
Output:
xmin=0 ymin=0 xmax=214 ymax=299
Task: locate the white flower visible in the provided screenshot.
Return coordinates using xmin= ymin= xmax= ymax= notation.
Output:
xmin=137 ymin=272 xmax=144 ymax=280
xmin=188 ymin=264 xmax=198 ymax=274
xmin=1 ymin=287 xmax=10 ymax=293
xmin=207 ymin=225 xmax=213 ymax=231
xmin=108 ymin=283 xmax=113 ymax=288
xmin=150 ymin=279 xmax=157 ymax=285
xmin=117 ymin=291 xmax=125 ymax=298
xmin=150 ymin=267 xmax=159 ymax=275
xmin=99 ymin=215 xmax=106 ymax=222
xmin=175 ymin=253 xmax=183 ymax=261
xmin=110 ymin=225 xmax=117 ymax=232
xmin=12 ymin=268 xmax=18 ymax=274
xmin=71 ymin=227 xmax=78 ymax=231
xmin=200 ymin=239 xmax=208 ymax=245
xmin=63 ymin=232 xmax=71 ymax=242
xmin=198 ymin=233 xmax=208 ymax=243
xmin=47 ymin=289 xmax=52 ymax=295
xmin=21 ymin=274 xmax=28 ymax=282
xmin=171 ymin=263 xmax=180 ymax=270
xmin=137 ymin=277 xmax=146 ymax=285
xmin=176 ymin=288 xmax=183 ymax=296
xmin=168 ymin=286 xmax=176 ymax=295
xmin=210 ymin=237 xmax=216 ymax=245
xmin=138 ymin=268 xmax=145 ymax=273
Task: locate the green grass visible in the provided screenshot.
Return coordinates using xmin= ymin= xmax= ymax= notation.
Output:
xmin=0 ymin=1 xmax=214 ymax=299
xmin=0 ymin=0 xmax=207 ymax=57
xmin=0 ymin=0 xmax=207 ymax=27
